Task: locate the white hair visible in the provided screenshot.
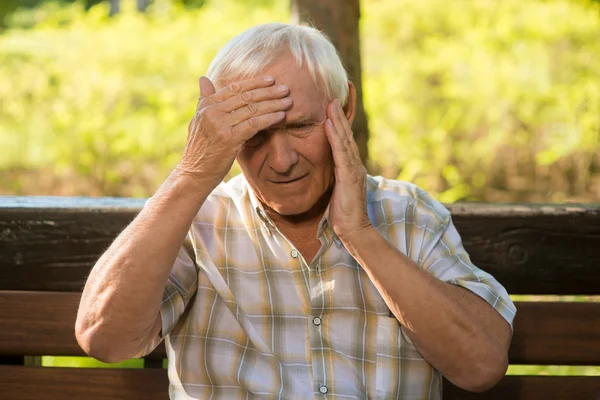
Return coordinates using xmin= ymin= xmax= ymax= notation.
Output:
xmin=206 ymin=22 xmax=349 ymax=105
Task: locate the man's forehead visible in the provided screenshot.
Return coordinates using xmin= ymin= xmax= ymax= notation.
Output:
xmin=257 ymin=64 xmax=327 ymax=121
xmin=260 ymin=57 xmax=324 ymax=97
xmin=285 ymin=111 xmax=320 ymax=123
xmin=286 ymin=101 xmax=326 ymax=123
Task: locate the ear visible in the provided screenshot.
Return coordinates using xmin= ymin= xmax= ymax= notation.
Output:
xmin=343 ymin=81 xmax=357 ymax=126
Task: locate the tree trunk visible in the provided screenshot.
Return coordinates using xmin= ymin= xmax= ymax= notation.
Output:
xmin=109 ymin=0 xmax=120 ymax=16
xmin=290 ymin=0 xmax=370 ymax=166
xmin=84 ymin=0 xmax=104 ymax=10
xmin=137 ymin=0 xmax=150 ymax=12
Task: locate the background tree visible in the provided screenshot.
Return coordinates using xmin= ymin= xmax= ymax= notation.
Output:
xmin=84 ymin=0 xmax=103 ymax=10
xmin=109 ymin=0 xmax=120 ymax=15
xmin=290 ymin=0 xmax=370 ymax=166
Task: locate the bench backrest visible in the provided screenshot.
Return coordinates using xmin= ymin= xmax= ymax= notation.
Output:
xmin=1 ymin=198 xmax=599 ymax=399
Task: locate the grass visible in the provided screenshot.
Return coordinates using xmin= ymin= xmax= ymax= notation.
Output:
xmin=41 ymin=356 xmax=146 ymax=368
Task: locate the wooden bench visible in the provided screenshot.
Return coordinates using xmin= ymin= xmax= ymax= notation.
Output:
xmin=1 ymin=197 xmax=599 ymax=399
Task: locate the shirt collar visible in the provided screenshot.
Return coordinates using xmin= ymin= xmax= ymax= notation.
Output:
xmin=247 ymin=183 xmax=276 ymax=235
xmin=317 ymin=204 xmax=342 ymax=248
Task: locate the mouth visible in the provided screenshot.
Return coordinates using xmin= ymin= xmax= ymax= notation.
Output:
xmin=269 ymin=174 xmax=308 ymax=184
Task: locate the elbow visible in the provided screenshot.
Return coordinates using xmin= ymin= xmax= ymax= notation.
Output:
xmin=75 ymin=316 xmax=134 ymax=364
xmin=452 ymin=351 xmax=509 ymax=393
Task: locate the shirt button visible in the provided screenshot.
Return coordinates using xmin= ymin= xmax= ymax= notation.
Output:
xmin=313 ymin=316 xmax=322 ymax=326
xmin=290 ymin=249 xmax=299 ymax=258
xmin=319 ymin=385 xmax=328 ymax=394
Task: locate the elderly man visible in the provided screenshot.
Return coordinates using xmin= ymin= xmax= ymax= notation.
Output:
xmin=76 ymin=23 xmax=515 ymax=399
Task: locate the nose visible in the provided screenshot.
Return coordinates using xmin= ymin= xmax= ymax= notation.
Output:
xmin=266 ymin=130 xmax=299 ymax=174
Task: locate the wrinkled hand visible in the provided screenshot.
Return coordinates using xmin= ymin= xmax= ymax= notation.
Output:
xmin=324 ymin=99 xmax=372 ymax=244
xmin=177 ymin=76 xmax=292 ymax=185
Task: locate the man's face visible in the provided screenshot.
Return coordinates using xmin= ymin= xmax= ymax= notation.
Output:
xmin=235 ymin=54 xmax=335 ymax=216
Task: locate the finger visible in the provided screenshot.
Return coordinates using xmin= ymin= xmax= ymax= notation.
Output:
xmin=324 ymin=117 xmax=347 ymax=165
xmin=334 ymin=98 xmax=354 ymax=135
xmin=326 ymin=101 xmax=344 ymax=139
xmin=327 ymin=101 xmax=361 ymax=166
xmin=219 ymin=83 xmax=290 ymax=113
xmin=228 ymin=97 xmax=292 ymax=126
xmin=325 ymin=118 xmax=354 ymax=184
xmin=232 ymin=111 xmax=286 ymax=141
xmin=211 ymin=76 xmax=276 ymax=104
xmin=330 ymin=99 xmax=360 ymax=158
xmin=199 ymin=76 xmax=216 ymax=99
xmin=329 ymin=99 xmax=350 ymax=139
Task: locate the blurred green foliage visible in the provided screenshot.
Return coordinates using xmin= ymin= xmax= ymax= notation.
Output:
xmin=362 ymin=0 xmax=600 ymax=203
xmin=42 ymin=355 xmax=144 ymax=368
xmin=0 ymin=0 xmax=208 ymax=28
xmin=0 ymin=0 xmax=598 ymax=202
xmin=0 ymin=0 xmax=285 ymax=196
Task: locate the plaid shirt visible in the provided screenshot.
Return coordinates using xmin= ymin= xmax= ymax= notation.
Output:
xmin=145 ymin=174 xmax=516 ymax=400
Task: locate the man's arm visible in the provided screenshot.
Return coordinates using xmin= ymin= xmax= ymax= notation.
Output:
xmin=324 ymin=96 xmax=512 ymax=392
xmin=343 ymin=228 xmax=512 ymax=392
xmin=75 ymin=76 xmax=292 ymax=363
xmin=75 ymin=172 xmax=213 ymax=363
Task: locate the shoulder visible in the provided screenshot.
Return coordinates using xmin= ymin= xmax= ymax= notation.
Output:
xmin=207 ymin=174 xmax=247 ymax=201
xmin=366 ymin=175 xmax=450 ymax=226
xmin=193 ymin=174 xmax=248 ymax=222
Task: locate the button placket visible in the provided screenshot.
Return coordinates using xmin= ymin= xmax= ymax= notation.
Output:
xmin=308 ymin=256 xmax=328 ymax=399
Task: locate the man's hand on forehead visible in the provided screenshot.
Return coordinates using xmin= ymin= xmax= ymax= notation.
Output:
xmin=177 ymin=76 xmax=293 ymax=185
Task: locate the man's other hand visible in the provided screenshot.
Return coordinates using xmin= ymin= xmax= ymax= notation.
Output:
xmin=324 ymin=98 xmax=372 ymax=244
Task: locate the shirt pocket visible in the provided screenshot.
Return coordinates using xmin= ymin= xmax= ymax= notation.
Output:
xmin=375 ymin=316 xmax=440 ymax=400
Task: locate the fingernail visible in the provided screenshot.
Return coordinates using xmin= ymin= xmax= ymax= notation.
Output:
xmin=281 ymin=97 xmax=292 ymax=105
xmin=264 ymin=76 xmax=274 ymax=82
xmin=277 ymin=85 xmax=288 ymax=92
xmin=327 ymin=119 xmax=333 ymax=126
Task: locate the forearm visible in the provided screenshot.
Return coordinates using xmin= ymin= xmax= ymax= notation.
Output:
xmin=76 ymin=169 xmax=213 ymax=362
xmin=343 ymin=228 xmax=510 ymax=391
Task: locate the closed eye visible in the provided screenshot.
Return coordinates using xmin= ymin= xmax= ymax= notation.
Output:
xmin=291 ymin=123 xmax=310 ymax=130
xmin=244 ymin=130 xmax=268 ymax=147
xmin=288 ymin=123 xmax=314 ymax=134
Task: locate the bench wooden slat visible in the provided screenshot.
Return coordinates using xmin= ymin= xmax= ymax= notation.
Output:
xmin=509 ymin=301 xmax=600 ymax=365
xmin=2 ymin=201 xmax=600 ymax=294
xmin=2 ymin=291 xmax=600 ymax=365
xmin=0 ymin=291 xmax=166 ymax=359
xmin=0 ymin=366 xmax=598 ymax=400
xmin=444 ymin=376 xmax=600 ymax=399
xmin=0 ymin=366 xmax=168 ymax=400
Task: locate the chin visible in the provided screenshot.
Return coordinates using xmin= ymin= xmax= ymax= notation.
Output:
xmin=267 ymin=195 xmax=315 ymax=216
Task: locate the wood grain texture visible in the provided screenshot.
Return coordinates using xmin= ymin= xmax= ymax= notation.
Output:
xmin=0 ymin=366 xmax=168 ymax=400
xmin=0 ymin=198 xmax=144 ymax=292
xmin=2 ymin=291 xmax=599 ymax=365
xmin=1 ymin=198 xmax=599 ymax=294
xmin=1 ymin=366 xmax=599 ymax=400
xmin=510 ymin=301 xmax=600 ymax=365
xmin=0 ymin=291 xmax=166 ymax=359
xmin=450 ymin=203 xmax=600 ymax=295
xmin=443 ymin=376 xmax=600 ymax=400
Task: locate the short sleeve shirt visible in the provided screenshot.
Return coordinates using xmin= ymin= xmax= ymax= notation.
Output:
xmin=144 ymin=174 xmax=516 ymax=399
